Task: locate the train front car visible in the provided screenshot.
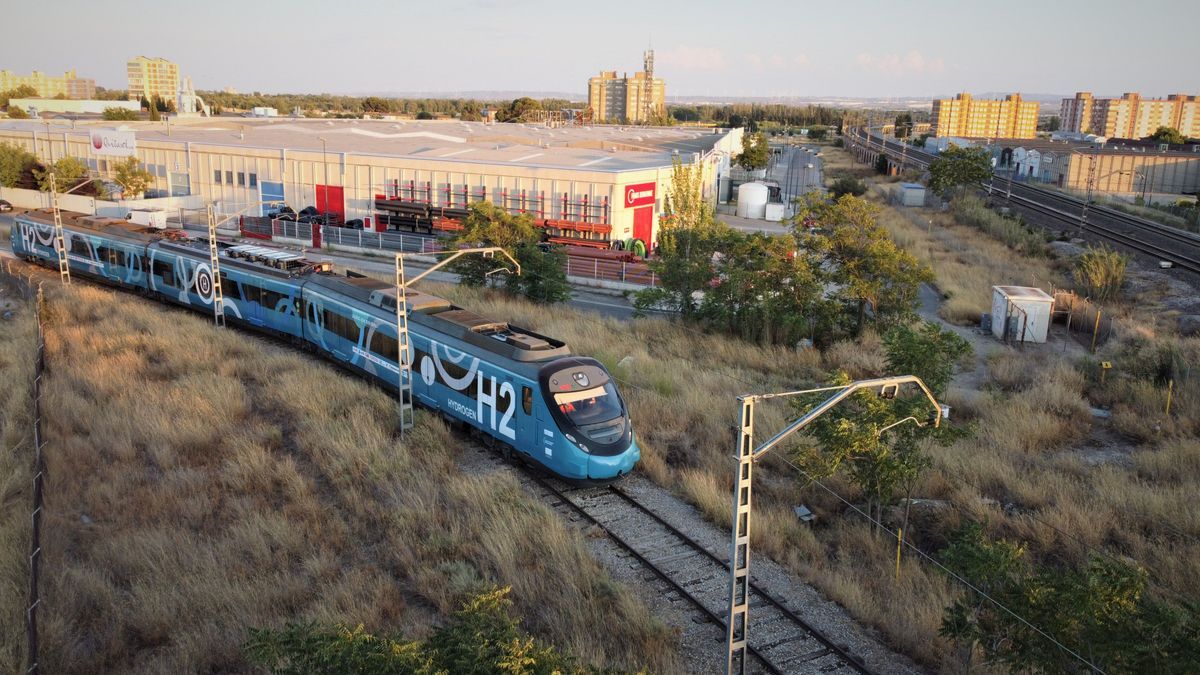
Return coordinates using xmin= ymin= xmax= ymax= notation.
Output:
xmin=539 ymin=357 xmax=639 ymax=484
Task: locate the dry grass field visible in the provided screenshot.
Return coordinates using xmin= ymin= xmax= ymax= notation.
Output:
xmin=18 ymin=281 xmax=675 ymax=673
xmin=0 ymin=281 xmax=37 ymax=673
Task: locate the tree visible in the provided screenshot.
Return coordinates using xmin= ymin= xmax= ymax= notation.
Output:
xmin=139 ymin=95 xmax=151 ymax=111
xmin=498 ymin=97 xmax=541 ymax=123
xmin=0 ymin=142 xmax=40 ymax=188
xmin=449 ymin=202 xmax=570 ymax=303
xmin=882 ymin=321 xmax=972 ymax=397
xmin=894 ymin=113 xmax=914 ymax=139
xmin=245 ymin=587 xmax=589 ymax=674
xmin=0 ymin=84 xmax=37 ymax=109
xmin=112 ymin=157 xmax=154 ymax=199
xmin=360 ymin=96 xmax=391 ymax=114
xmin=634 ymin=157 xmax=721 ymax=317
xmin=928 ymin=144 xmax=993 ymax=196
xmin=828 ymin=177 xmax=867 ymax=199
xmin=874 ymin=153 xmax=890 ymax=175
xmin=102 ymin=107 xmax=139 ymax=121
xmin=790 ymin=372 xmax=933 ymax=532
xmin=792 ymin=192 xmax=934 ymax=333
xmin=695 ymin=231 xmax=827 ymax=345
xmin=148 ymin=103 xmax=161 ymax=122
xmin=415 ymin=110 xmax=434 ymax=120
xmin=1145 ymin=126 xmax=1186 ymax=146
xmin=34 ymin=157 xmax=91 ymax=193
xmin=938 ymin=524 xmax=1200 ymax=674
xmin=1038 ymin=116 xmax=1061 ymax=132
xmin=7 ymin=106 xmax=29 ymax=119
xmin=736 ymin=131 xmax=769 ymax=171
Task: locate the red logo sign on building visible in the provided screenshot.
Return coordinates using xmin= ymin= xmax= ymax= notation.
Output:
xmin=624 ymin=182 xmax=656 ymax=208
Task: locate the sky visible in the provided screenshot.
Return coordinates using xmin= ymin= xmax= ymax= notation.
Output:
xmin=4 ymin=0 xmax=1197 ymax=99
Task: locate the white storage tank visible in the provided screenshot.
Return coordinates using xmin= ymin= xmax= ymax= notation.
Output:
xmin=736 ymin=182 xmax=769 ymax=219
xmin=991 ymin=286 xmax=1054 ymax=343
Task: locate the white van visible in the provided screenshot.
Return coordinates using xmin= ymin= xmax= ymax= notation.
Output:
xmin=125 ymin=208 xmax=168 ymax=229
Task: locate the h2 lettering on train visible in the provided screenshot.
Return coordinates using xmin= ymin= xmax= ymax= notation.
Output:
xmin=476 ymin=373 xmax=516 ymax=441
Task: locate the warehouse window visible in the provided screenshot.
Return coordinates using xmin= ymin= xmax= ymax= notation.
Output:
xmin=214 ymin=170 xmax=222 ymax=184
xmin=249 ymin=173 xmax=257 ymax=188
xmin=225 ymin=170 xmax=233 ymax=184
xmin=237 ymin=172 xmax=245 ymax=186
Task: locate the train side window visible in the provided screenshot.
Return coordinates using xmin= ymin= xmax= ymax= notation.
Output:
xmin=522 ymin=386 xmax=532 ymax=415
xmin=323 ymin=308 xmax=358 ymax=342
xmin=153 ymin=258 xmax=175 ymax=286
xmin=261 ymin=287 xmax=287 ymax=312
xmin=112 ymin=248 xmax=126 ymax=267
xmin=370 ymin=331 xmax=399 ymax=362
xmin=70 ymin=237 xmax=89 ymax=256
xmin=218 ymin=272 xmax=240 ymax=300
xmin=242 ymin=282 xmax=262 ymax=305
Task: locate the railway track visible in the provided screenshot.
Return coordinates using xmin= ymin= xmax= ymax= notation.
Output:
xmin=845 ymin=129 xmax=1200 ymax=274
xmin=500 ymin=460 xmax=873 ymax=675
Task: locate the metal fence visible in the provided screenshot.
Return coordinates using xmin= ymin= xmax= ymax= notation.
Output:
xmin=322 ymin=226 xmax=447 ymax=254
xmin=0 ymin=260 xmax=46 ymax=674
xmin=563 ymin=256 xmax=658 ymax=287
xmin=1053 ymin=289 xmax=1114 ymax=351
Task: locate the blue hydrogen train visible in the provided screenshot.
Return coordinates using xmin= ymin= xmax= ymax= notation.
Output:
xmin=10 ymin=210 xmax=639 ymax=483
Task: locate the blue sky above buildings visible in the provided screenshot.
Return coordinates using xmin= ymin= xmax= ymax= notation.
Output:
xmin=7 ymin=0 xmax=1196 ymax=98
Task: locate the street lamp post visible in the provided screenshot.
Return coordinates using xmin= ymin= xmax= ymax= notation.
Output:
xmin=725 ymin=376 xmax=944 ymax=674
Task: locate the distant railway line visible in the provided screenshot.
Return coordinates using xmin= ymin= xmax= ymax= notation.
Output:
xmin=844 ymin=128 xmax=1200 ymax=275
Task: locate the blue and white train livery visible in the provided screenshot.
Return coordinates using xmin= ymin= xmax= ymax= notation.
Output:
xmin=11 ymin=209 xmax=639 ymax=483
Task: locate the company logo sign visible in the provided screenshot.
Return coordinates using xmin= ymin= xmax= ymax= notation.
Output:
xmin=624 ymin=182 xmax=656 ymax=208
xmin=89 ymin=129 xmax=137 ymax=157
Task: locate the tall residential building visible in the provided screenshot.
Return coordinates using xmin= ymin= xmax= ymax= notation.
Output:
xmin=0 ymin=69 xmax=95 ymax=99
xmin=127 ymin=56 xmax=179 ymax=103
xmin=1060 ymin=92 xmax=1200 ymax=139
xmin=587 ymin=50 xmax=665 ymax=124
xmin=930 ymin=92 xmax=1038 ymax=139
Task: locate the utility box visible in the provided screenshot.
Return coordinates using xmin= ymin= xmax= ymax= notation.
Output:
xmin=991 ymin=286 xmax=1054 ymax=343
xmin=896 ymin=182 xmax=926 ymax=207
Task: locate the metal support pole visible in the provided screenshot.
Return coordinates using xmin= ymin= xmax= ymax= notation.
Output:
xmin=724 ymin=376 xmax=943 ymax=675
xmin=206 ymin=204 xmax=226 ymax=327
xmin=394 ymin=255 xmax=415 ymax=436
xmin=725 ymin=396 xmax=755 ymax=675
xmin=49 ymin=174 xmax=70 ymax=285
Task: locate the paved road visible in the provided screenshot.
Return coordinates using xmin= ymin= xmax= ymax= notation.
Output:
xmin=0 ymin=214 xmax=649 ymax=321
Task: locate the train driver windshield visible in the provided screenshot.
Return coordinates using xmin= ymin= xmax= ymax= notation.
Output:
xmin=553 ymin=383 xmax=622 ymax=426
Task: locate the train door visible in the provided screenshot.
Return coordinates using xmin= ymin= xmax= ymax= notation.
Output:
xmin=516 ymin=380 xmax=536 ymax=455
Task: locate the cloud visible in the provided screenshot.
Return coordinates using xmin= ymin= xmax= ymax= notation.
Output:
xmin=742 ymin=53 xmax=809 ymax=71
xmin=855 ymin=50 xmax=945 ymax=75
xmin=657 ymin=46 xmax=728 ymax=71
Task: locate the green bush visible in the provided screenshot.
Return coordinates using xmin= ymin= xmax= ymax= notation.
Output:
xmin=1074 ymin=245 xmax=1127 ymax=301
xmin=951 ymin=195 xmax=1048 ymax=257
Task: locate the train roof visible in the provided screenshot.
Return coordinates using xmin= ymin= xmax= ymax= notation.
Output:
xmin=17 ymin=209 xmax=169 ymax=244
xmin=310 ymin=273 xmax=570 ymax=363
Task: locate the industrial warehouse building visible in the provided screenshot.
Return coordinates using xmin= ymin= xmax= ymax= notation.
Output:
xmin=0 ymin=118 xmax=742 ymax=247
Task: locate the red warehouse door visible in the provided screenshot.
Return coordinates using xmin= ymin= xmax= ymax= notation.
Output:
xmin=633 ymin=207 xmax=653 ymax=246
xmin=315 ymin=185 xmax=345 ymax=220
